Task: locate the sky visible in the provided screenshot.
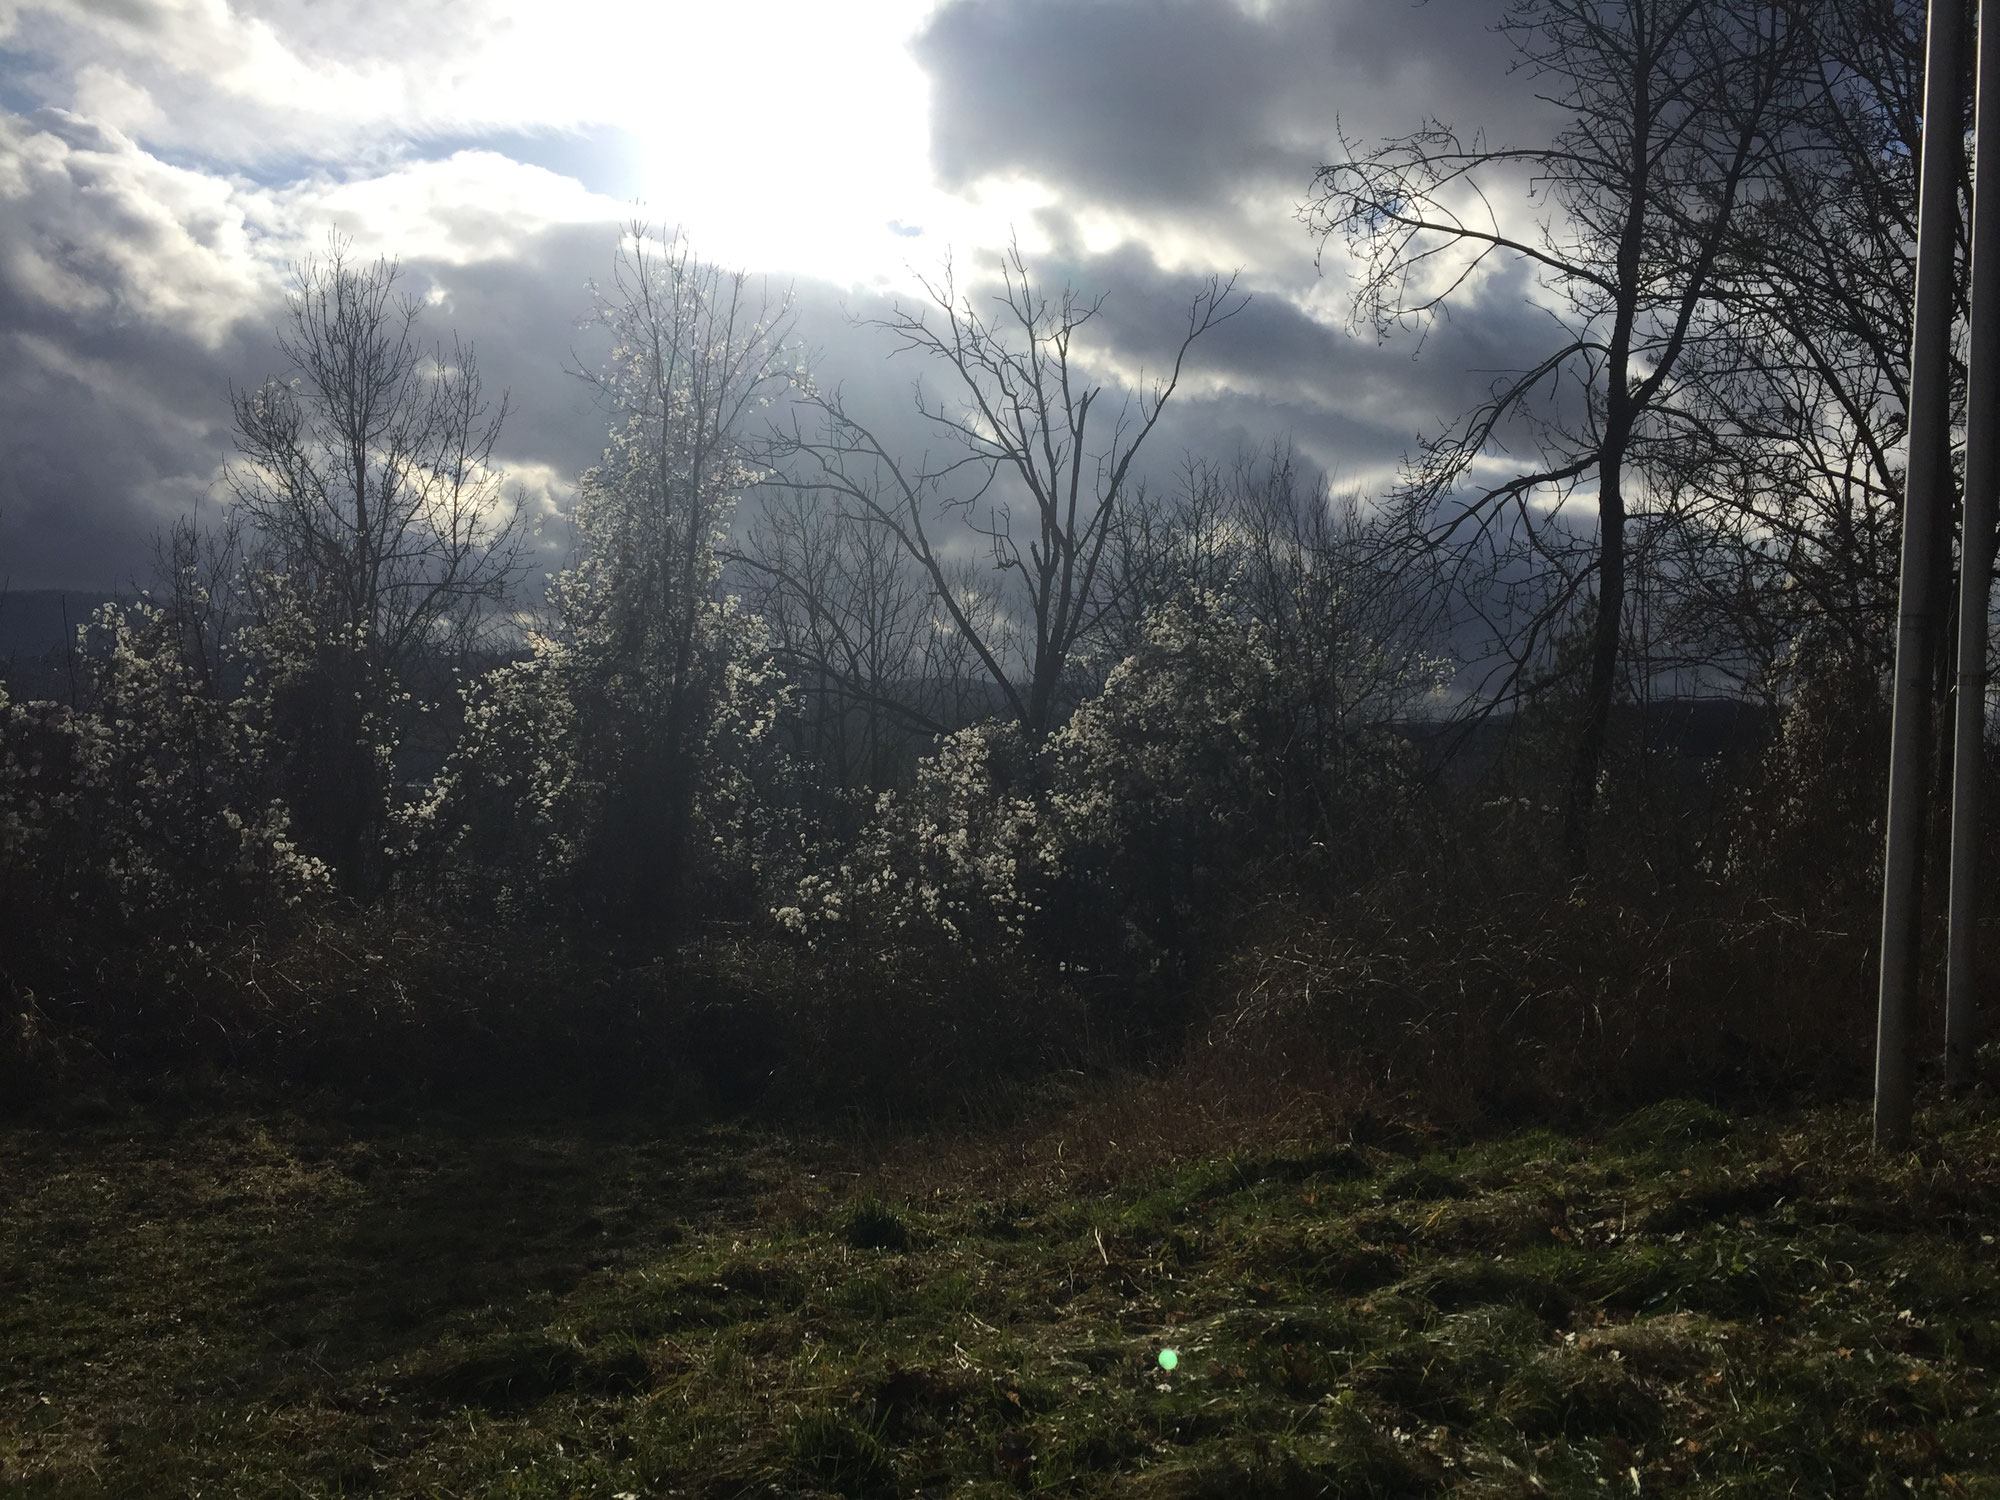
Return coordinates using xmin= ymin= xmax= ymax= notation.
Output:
xmin=0 ymin=0 xmax=1563 ymax=596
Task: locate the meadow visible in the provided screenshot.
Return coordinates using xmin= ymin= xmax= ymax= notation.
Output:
xmin=5 ymin=1080 xmax=1998 ymax=1498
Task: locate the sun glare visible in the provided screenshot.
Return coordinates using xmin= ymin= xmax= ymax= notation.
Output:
xmin=464 ymin=0 xmax=1080 ymax=287
xmin=581 ymin=0 xmax=955 ymax=287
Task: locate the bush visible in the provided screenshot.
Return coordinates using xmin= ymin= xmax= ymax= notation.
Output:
xmin=1714 ymin=627 xmax=1889 ymax=907
xmin=407 ymin=602 xmax=799 ymax=925
xmin=778 ymin=719 xmax=1052 ymax=955
xmin=781 ymin=591 xmax=1435 ymax=973
xmin=0 ymin=602 xmax=324 ymax=923
xmin=1199 ymin=885 xmax=1873 ymax=1126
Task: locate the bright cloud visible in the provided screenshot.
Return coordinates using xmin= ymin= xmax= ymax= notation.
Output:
xmin=2 ymin=0 xmax=963 ymax=289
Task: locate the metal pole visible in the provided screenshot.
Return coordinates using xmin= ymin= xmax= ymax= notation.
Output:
xmin=1949 ymin=0 xmax=2000 ymax=1092
xmin=1878 ymin=0 xmax=1969 ymax=1150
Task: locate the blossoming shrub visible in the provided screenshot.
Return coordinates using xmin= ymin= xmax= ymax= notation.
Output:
xmin=400 ymin=642 xmax=593 ymax=916
xmin=0 ymin=602 xmax=326 ymax=922
xmin=411 ymin=601 xmax=799 ymax=924
xmin=764 ymin=718 xmax=1091 ymax=1099
xmin=1046 ymin=597 xmax=1287 ymax=961
xmin=1712 ymin=625 xmax=1888 ymax=907
xmin=777 ymin=718 xmax=1052 ymax=956
xmin=243 ymin=576 xmax=407 ymax=891
xmin=693 ymin=614 xmax=805 ymax=910
xmin=782 ymin=591 xmax=1432 ymax=970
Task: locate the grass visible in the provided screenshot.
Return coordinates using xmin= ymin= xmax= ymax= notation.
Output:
xmin=3 ymin=1084 xmax=2000 ymax=1497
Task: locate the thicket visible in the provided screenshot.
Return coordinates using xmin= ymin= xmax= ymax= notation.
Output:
xmin=0 ymin=0 xmax=1976 ymax=1128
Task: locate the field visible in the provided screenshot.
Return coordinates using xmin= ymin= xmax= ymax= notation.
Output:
xmin=4 ymin=1084 xmax=1999 ymax=1498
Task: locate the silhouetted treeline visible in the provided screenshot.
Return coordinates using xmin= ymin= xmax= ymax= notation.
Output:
xmin=1 ymin=0 xmax=1982 ymax=1120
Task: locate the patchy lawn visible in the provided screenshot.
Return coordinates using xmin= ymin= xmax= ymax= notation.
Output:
xmin=3 ymin=1088 xmax=1999 ymax=1497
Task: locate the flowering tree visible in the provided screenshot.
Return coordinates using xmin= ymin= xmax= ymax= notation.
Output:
xmin=559 ymin=226 xmax=797 ymax=929
xmin=228 ymin=238 xmax=523 ymax=889
xmin=416 ymin=227 xmax=798 ymax=931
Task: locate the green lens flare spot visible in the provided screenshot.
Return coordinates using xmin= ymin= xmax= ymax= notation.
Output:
xmin=1158 ymin=1347 xmax=1179 ymax=1371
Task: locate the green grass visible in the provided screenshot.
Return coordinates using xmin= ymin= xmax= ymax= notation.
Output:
xmin=4 ymin=1089 xmax=2000 ymax=1497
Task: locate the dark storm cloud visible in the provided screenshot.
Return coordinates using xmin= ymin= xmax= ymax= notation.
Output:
xmin=916 ymin=0 xmax=1553 ymax=217
xmin=0 ymin=332 xmax=231 ymax=596
xmin=0 ymin=111 xmax=272 ymax=591
xmin=405 ymin=221 xmax=624 ymax=480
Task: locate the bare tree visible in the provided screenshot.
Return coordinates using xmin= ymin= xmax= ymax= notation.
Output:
xmin=772 ymin=245 xmax=1243 ymax=740
xmin=736 ymin=485 xmax=991 ymax=792
xmin=229 ymin=237 xmax=523 ymax=886
xmin=1305 ymin=0 xmax=1803 ymax=874
xmin=1649 ymin=0 xmax=1939 ymax=678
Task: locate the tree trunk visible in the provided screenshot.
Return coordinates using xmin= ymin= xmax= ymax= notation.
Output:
xmin=1567 ymin=463 xmax=1628 ymax=878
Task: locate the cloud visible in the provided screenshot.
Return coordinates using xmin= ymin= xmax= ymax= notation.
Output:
xmin=0 ymin=0 xmax=514 ymax=159
xmin=904 ymin=0 xmax=1588 ymax=509
xmin=0 ymin=110 xmax=278 ymax=341
xmin=0 ymin=0 xmax=1600 ymax=611
xmin=0 ymin=101 xmax=638 ymax=590
xmin=914 ymin=0 xmax=1554 ymax=265
xmin=0 ymin=107 xmax=278 ymax=588
xmin=271 ymin=150 xmax=625 ymax=265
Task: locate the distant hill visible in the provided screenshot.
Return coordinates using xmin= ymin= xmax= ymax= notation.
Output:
xmin=0 ymin=590 xmax=125 ymax=699
xmin=0 ymin=589 xmax=1777 ymax=778
xmin=1400 ymin=695 xmax=1773 ymax=792
xmin=0 ymin=590 xmax=123 ymax=659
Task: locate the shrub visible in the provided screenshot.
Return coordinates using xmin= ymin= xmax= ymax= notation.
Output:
xmin=1048 ymin=595 xmax=1289 ymax=961
xmin=0 ymin=602 xmax=325 ymax=923
xmin=408 ymin=602 xmax=798 ymax=924
xmin=778 ymin=719 xmax=1052 ymax=955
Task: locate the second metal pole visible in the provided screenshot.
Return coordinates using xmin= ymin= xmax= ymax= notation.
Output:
xmin=1878 ymin=0 xmax=1969 ymax=1150
xmin=1948 ymin=0 xmax=2000 ymax=1092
